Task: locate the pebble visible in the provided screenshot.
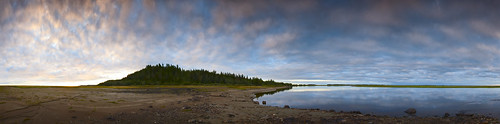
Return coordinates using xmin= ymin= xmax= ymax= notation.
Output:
xmin=404 ymin=108 xmax=416 ymax=115
xmin=106 ymin=117 xmax=115 ymax=121
xmin=443 ymin=113 xmax=450 ymax=118
xmin=182 ymin=106 xmax=191 ymax=109
xmin=188 ymin=119 xmax=202 ymax=123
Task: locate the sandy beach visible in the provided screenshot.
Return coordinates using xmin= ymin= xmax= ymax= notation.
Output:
xmin=0 ymin=86 xmax=498 ymax=124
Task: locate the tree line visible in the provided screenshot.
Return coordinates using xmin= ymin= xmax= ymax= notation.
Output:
xmin=98 ymin=64 xmax=291 ymax=86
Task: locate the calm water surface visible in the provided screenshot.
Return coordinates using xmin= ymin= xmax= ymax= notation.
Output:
xmin=254 ymin=86 xmax=500 ymax=118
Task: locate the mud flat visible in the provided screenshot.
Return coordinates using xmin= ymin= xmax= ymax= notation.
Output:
xmin=0 ymin=86 xmax=498 ymax=124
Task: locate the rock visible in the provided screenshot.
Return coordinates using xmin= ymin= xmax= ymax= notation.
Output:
xmin=444 ymin=113 xmax=450 ymax=118
xmin=149 ymin=105 xmax=153 ymax=108
xmin=228 ymin=114 xmax=235 ymax=118
xmin=456 ymin=113 xmax=474 ymax=117
xmin=262 ymin=101 xmax=267 ymax=105
xmin=282 ymin=117 xmax=297 ymax=123
xmin=349 ymin=111 xmax=362 ymax=114
xmin=72 ymin=116 xmax=77 ymax=119
xmin=480 ymin=120 xmax=489 ymax=124
xmin=341 ymin=119 xmax=347 ymax=122
xmin=106 ymin=117 xmax=116 ymax=121
xmin=253 ymin=101 xmax=259 ymax=104
xmin=182 ymin=106 xmax=191 ymax=110
xmin=232 ymin=99 xmax=247 ymax=102
xmin=284 ymin=105 xmax=290 ymax=108
xmin=191 ymin=96 xmax=202 ymax=101
xmin=223 ymin=120 xmax=234 ymax=123
xmin=188 ymin=119 xmax=202 ymax=123
xmin=404 ymin=108 xmax=416 ymax=115
xmin=329 ymin=109 xmax=335 ymax=112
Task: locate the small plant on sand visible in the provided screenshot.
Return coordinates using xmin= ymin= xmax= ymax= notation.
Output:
xmin=23 ymin=118 xmax=30 ymax=122
xmin=89 ymin=100 xmax=96 ymax=102
xmin=182 ymin=109 xmax=192 ymax=112
xmin=0 ymin=102 xmax=6 ymax=104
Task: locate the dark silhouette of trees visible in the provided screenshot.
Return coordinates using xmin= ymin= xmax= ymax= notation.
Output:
xmin=98 ymin=64 xmax=291 ymax=86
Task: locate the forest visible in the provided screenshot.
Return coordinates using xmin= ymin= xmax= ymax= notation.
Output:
xmin=98 ymin=64 xmax=291 ymax=86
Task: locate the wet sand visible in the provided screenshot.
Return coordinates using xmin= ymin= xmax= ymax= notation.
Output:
xmin=0 ymin=86 xmax=498 ymax=124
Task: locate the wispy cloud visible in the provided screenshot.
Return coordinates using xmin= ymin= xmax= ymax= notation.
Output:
xmin=1 ymin=0 xmax=500 ymax=85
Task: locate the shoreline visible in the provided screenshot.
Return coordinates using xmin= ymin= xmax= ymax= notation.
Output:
xmin=0 ymin=86 xmax=498 ymax=123
xmin=242 ymin=87 xmax=499 ymax=123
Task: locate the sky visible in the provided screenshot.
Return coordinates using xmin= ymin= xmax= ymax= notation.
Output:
xmin=1 ymin=0 xmax=500 ymax=86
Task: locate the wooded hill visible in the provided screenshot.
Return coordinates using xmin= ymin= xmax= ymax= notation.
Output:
xmin=98 ymin=64 xmax=291 ymax=86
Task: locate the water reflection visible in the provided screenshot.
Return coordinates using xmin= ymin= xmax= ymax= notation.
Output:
xmin=255 ymin=86 xmax=292 ymax=98
xmin=254 ymin=86 xmax=500 ymax=118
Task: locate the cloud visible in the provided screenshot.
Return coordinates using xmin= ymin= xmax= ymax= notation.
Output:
xmin=262 ymin=32 xmax=296 ymax=55
xmin=1 ymin=0 xmax=500 ymax=85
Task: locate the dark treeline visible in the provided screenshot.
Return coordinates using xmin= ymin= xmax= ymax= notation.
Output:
xmin=98 ymin=64 xmax=292 ymax=86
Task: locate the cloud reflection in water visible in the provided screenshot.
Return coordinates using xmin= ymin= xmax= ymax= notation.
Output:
xmin=256 ymin=86 xmax=500 ymax=118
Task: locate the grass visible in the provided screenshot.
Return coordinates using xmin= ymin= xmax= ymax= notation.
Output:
xmin=326 ymin=84 xmax=500 ymax=88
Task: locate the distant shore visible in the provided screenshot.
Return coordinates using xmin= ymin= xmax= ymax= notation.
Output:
xmin=0 ymin=86 xmax=498 ymax=123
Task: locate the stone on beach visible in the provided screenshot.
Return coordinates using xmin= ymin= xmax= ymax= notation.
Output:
xmin=404 ymin=108 xmax=416 ymax=115
xmin=444 ymin=113 xmax=450 ymax=118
